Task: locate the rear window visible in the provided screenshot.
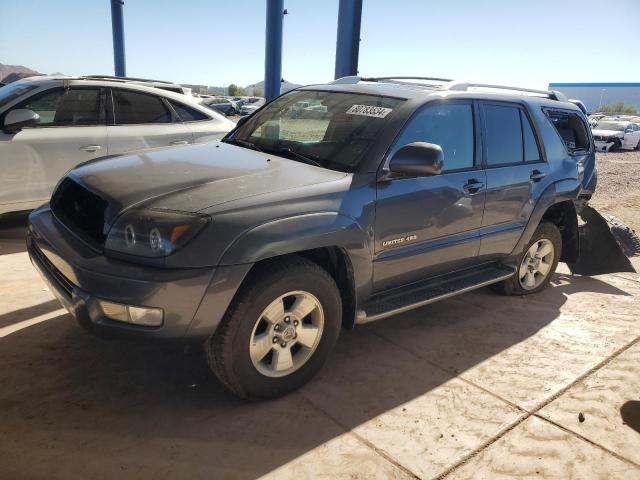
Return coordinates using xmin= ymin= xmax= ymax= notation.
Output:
xmin=112 ymin=89 xmax=172 ymax=124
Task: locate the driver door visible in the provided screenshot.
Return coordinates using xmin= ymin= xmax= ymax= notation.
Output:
xmin=0 ymin=87 xmax=107 ymax=212
xmin=373 ymin=100 xmax=486 ymax=292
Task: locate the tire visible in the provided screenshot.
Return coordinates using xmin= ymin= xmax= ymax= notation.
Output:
xmin=492 ymin=221 xmax=562 ymax=296
xmin=635 ymin=138 xmax=640 ymax=151
xmin=601 ymin=214 xmax=640 ymax=257
xmin=611 ymin=138 xmax=622 ymax=151
xmin=205 ymin=256 xmax=342 ymax=399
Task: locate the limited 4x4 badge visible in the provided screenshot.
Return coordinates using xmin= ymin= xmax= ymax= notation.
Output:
xmin=382 ymin=234 xmax=418 ymax=248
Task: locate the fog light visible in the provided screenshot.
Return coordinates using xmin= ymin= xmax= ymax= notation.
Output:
xmin=98 ymin=300 xmax=163 ymax=327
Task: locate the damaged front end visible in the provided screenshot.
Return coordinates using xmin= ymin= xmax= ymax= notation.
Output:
xmin=567 ymin=205 xmax=639 ymax=275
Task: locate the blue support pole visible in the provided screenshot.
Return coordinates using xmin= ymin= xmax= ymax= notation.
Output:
xmin=334 ymin=0 xmax=363 ymax=79
xmin=264 ymin=0 xmax=284 ymax=101
xmin=110 ymin=0 xmax=126 ymax=77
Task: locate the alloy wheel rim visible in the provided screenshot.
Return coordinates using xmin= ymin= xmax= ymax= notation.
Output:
xmin=518 ymin=238 xmax=554 ymax=290
xmin=249 ymin=291 xmax=324 ymax=378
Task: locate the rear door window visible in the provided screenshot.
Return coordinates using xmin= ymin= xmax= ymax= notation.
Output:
xmin=521 ymin=110 xmax=541 ymax=161
xmin=112 ymin=89 xmax=172 ymax=124
xmin=484 ymin=104 xmax=523 ymax=165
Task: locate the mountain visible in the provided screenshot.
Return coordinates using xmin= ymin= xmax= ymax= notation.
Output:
xmin=0 ymin=63 xmax=41 ymax=83
xmin=245 ymin=79 xmax=301 ymax=94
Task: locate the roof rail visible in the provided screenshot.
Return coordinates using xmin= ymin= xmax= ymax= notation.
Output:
xmin=80 ymin=75 xmax=178 ymax=85
xmin=329 ymin=76 xmax=453 ymax=87
xmin=442 ymin=81 xmax=567 ymax=102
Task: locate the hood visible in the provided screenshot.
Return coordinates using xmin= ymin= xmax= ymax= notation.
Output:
xmin=592 ymin=129 xmax=624 ymax=137
xmin=67 ymin=141 xmax=347 ymax=224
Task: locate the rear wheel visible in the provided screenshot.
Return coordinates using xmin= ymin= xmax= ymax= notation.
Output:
xmin=205 ymin=256 xmax=342 ymax=399
xmin=492 ymin=221 xmax=561 ymax=296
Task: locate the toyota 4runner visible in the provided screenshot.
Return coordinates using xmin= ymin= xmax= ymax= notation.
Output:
xmin=28 ymin=77 xmax=622 ymax=399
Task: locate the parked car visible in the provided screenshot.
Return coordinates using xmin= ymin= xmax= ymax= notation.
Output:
xmin=30 ymin=77 xmax=611 ymax=399
xmin=240 ymin=97 xmax=266 ymax=115
xmin=591 ymin=119 xmax=640 ymax=152
xmin=202 ymin=97 xmax=238 ymax=116
xmin=0 ymin=75 xmax=234 ymax=215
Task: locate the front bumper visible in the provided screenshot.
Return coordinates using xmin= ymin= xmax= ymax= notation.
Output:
xmin=27 ymin=207 xmax=251 ymax=340
xmin=594 ymin=140 xmax=616 ymax=152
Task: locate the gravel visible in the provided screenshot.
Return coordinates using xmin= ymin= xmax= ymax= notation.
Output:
xmin=590 ymin=150 xmax=640 ymax=234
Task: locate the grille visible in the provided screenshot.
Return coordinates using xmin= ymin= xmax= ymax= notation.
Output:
xmin=31 ymin=241 xmax=75 ymax=299
xmin=51 ymin=178 xmax=108 ymax=248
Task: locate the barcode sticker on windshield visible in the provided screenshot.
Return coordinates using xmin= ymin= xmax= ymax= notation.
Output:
xmin=346 ymin=105 xmax=392 ymax=118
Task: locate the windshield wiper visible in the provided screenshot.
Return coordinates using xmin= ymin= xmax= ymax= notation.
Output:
xmin=268 ymin=147 xmax=322 ymax=167
xmin=224 ymin=137 xmax=263 ymax=152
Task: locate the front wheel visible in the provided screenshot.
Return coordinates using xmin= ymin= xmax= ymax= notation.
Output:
xmin=205 ymin=257 xmax=342 ymax=399
xmin=492 ymin=221 xmax=561 ymax=296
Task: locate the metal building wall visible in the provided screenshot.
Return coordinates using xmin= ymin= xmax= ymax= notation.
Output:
xmin=548 ymin=83 xmax=640 ymax=112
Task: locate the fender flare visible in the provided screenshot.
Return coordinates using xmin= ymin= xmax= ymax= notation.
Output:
xmin=218 ymin=211 xmax=374 ymax=302
xmin=509 ymin=179 xmax=581 ymax=261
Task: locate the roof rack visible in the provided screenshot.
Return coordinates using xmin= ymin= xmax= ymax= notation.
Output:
xmin=329 ymin=76 xmax=452 ymax=87
xmin=80 ymin=75 xmax=178 ymax=85
xmin=441 ymin=81 xmax=567 ymax=101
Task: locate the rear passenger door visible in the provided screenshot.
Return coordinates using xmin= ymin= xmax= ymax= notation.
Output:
xmin=106 ymin=88 xmax=193 ymax=154
xmin=478 ymin=102 xmax=548 ymax=261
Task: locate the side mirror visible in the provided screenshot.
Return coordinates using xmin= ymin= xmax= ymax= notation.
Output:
xmin=3 ymin=108 xmax=40 ymax=133
xmin=389 ymin=142 xmax=444 ymax=176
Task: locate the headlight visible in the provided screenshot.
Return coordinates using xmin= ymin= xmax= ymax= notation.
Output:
xmin=105 ymin=209 xmax=210 ymax=257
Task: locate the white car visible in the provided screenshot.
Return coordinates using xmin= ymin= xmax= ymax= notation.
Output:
xmin=0 ymin=76 xmax=235 ymax=215
xmin=591 ymin=119 xmax=640 ymax=152
xmin=240 ymin=98 xmax=266 ymax=115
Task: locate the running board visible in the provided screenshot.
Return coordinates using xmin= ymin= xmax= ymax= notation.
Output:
xmin=356 ymin=265 xmax=515 ymax=324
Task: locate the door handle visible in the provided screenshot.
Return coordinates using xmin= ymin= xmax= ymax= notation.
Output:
xmin=463 ymin=179 xmax=485 ymax=194
xmin=530 ymin=170 xmax=546 ymax=182
xmin=80 ymin=145 xmax=102 ymax=152
xmin=170 ymin=140 xmax=189 ymax=146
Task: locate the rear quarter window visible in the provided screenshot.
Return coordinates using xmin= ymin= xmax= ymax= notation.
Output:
xmin=545 ymin=110 xmax=591 ymax=155
xmin=170 ymin=101 xmax=209 ymax=122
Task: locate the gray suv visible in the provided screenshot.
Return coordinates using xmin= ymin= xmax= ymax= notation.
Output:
xmin=28 ymin=77 xmax=606 ymax=399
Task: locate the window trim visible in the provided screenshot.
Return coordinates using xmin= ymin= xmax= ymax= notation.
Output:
xmin=108 ymin=87 xmax=178 ymax=126
xmin=3 ymin=86 xmax=106 ymax=129
xmin=379 ymin=98 xmax=481 ymax=180
xmin=479 ymin=100 xmax=546 ymax=169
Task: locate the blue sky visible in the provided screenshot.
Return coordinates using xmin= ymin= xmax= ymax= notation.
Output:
xmin=1 ymin=0 xmax=639 ymax=89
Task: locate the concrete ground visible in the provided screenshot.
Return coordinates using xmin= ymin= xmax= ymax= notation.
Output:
xmin=0 ymin=214 xmax=639 ymax=480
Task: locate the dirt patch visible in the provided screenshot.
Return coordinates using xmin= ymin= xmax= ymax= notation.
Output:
xmin=590 ymin=150 xmax=640 ymax=234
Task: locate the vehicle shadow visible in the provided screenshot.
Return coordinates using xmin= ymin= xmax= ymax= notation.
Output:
xmin=0 ymin=299 xmax=62 ymax=329
xmin=0 ymin=211 xmax=30 ymax=255
xmin=0 ymin=273 xmax=633 ymax=479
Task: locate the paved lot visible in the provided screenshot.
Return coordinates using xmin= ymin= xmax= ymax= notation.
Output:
xmin=0 ymin=214 xmax=639 ymax=479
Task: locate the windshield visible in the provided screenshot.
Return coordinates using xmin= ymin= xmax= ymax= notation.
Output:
xmin=594 ymin=121 xmax=625 ymax=131
xmin=228 ymin=90 xmax=405 ymax=173
xmin=0 ymin=82 xmax=39 ymax=109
